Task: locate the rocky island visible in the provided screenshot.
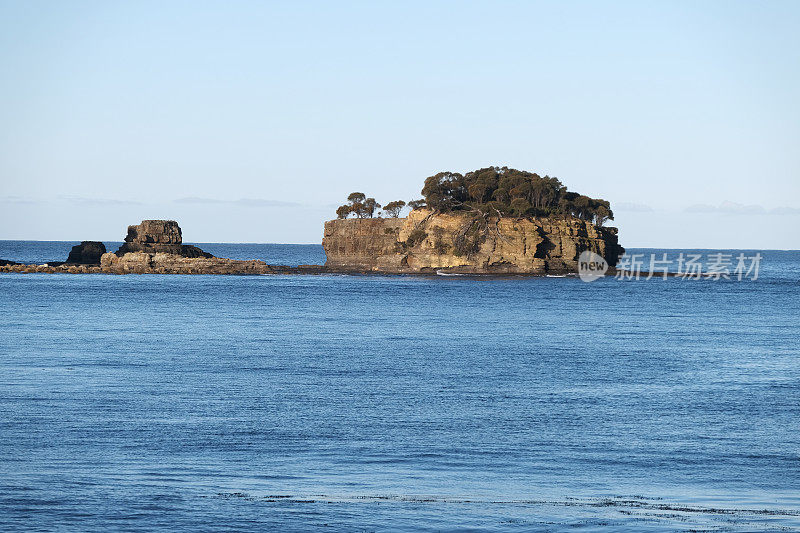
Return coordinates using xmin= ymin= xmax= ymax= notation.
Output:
xmin=0 ymin=220 xmax=322 ymax=275
xmin=324 ymin=166 xmax=623 ymax=275
xmin=0 ymin=167 xmax=624 ymax=276
xmin=323 ymin=208 xmax=621 ymax=275
xmin=99 ymin=220 xmax=276 ymax=275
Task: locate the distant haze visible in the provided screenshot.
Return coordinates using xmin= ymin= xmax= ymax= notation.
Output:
xmin=1 ymin=1 xmax=798 ymax=248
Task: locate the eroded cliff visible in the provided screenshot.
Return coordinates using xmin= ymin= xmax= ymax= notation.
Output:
xmin=323 ymin=209 xmax=623 ymax=274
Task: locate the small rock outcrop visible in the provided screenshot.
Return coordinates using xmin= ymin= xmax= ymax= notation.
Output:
xmin=115 ymin=220 xmax=213 ymax=258
xmin=323 ymin=209 xmax=624 ymax=275
xmin=66 ymin=241 xmax=106 ymax=264
xmin=98 ymin=219 xmax=273 ymax=274
xmin=1 ymin=218 xmax=301 ymax=275
xmin=126 ymin=219 xmax=182 ymax=244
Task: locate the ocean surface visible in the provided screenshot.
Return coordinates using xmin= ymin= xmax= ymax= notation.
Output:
xmin=1 ymin=241 xmax=799 ymax=532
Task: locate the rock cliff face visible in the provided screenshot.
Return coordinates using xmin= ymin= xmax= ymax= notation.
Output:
xmin=323 ymin=209 xmax=623 ymax=274
xmin=116 ymin=220 xmax=213 ymax=258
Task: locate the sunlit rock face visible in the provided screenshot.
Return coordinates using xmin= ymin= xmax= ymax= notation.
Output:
xmin=99 ymin=252 xmax=272 ymax=275
xmin=323 ymin=209 xmax=624 ymax=274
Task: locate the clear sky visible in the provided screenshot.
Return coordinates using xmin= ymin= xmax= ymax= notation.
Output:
xmin=1 ymin=1 xmax=798 ymax=247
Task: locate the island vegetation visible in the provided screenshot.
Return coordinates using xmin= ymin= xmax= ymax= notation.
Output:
xmin=336 ymin=166 xmax=614 ymax=226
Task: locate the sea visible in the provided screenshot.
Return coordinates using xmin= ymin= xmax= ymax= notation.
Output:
xmin=1 ymin=241 xmax=798 ymax=532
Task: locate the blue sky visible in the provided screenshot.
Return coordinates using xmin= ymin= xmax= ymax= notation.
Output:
xmin=1 ymin=1 xmax=798 ymax=247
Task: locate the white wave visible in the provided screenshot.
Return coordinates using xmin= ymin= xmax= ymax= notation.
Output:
xmin=436 ymin=270 xmax=465 ymax=276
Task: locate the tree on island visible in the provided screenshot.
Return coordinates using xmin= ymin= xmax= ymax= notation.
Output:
xmin=333 ymin=167 xmax=612 ymax=226
xmin=419 ymin=166 xmax=614 ymax=226
xmin=335 ymin=205 xmax=352 ymax=219
xmin=336 ymin=192 xmax=381 ymax=219
xmin=382 ymin=200 xmax=406 ymax=218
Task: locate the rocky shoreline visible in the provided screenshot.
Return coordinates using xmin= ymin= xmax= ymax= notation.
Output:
xmin=0 ymin=261 xmax=332 ymax=276
xmin=1 ymin=216 xmax=627 ymax=277
xmin=0 ymin=260 xmax=632 ymax=277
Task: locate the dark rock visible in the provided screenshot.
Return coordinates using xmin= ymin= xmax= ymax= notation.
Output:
xmin=66 ymin=241 xmax=106 ymax=264
xmin=178 ymin=245 xmax=214 ymax=258
xmin=125 ymin=220 xmax=182 ymax=244
xmin=0 ymin=259 xmax=18 ymax=266
xmin=115 ymin=220 xmax=212 ymax=258
xmin=115 ymin=242 xmax=213 ymax=258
